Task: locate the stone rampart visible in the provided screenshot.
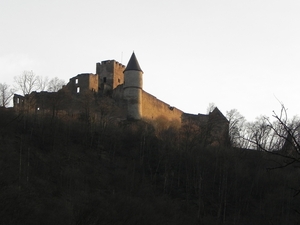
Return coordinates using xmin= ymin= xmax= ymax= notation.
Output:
xmin=141 ymin=91 xmax=183 ymax=124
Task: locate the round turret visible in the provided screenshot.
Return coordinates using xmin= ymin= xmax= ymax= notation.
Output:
xmin=123 ymin=52 xmax=143 ymax=120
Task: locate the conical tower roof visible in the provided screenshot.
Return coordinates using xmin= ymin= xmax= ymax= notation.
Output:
xmin=124 ymin=52 xmax=143 ymax=73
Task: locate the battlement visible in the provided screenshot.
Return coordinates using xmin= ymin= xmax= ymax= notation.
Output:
xmin=97 ymin=60 xmax=125 ymax=72
xmin=96 ymin=59 xmax=125 ymax=91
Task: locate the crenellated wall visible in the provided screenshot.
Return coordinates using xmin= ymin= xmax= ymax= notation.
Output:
xmin=112 ymin=61 xmax=125 ymax=89
xmin=96 ymin=60 xmax=125 ymax=91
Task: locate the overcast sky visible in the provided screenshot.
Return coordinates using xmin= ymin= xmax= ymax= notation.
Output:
xmin=1 ymin=0 xmax=300 ymax=121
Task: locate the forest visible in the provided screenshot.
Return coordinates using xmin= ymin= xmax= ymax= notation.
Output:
xmin=0 ymin=105 xmax=300 ymax=225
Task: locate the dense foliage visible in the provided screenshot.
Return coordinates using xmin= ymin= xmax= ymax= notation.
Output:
xmin=0 ymin=108 xmax=299 ymax=225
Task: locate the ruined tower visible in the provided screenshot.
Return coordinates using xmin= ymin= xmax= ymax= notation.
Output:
xmin=96 ymin=60 xmax=125 ymax=93
xmin=123 ymin=52 xmax=143 ymax=120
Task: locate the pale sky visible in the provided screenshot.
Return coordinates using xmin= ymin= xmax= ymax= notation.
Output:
xmin=1 ymin=0 xmax=300 ymax=121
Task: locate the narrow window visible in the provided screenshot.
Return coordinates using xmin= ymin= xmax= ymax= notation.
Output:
xmin=77 ymin=87 xmax=80 ymax=93
xmin=103 ymin=77 xmax=106 ymax=83
xmin=75 ymin=78 xmax=78 ymax=84
xmin=17 ymin=98 xmax=20 ymax=104
xmin=118 ymin=78 xmax=121 ymax=83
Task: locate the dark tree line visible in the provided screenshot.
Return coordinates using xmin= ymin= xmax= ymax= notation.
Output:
xmin=0 ymin=105 xmax=299 ymax=225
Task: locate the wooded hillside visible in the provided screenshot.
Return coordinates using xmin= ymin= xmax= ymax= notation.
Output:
xmin=0 ymin=108 xmax=299 ymax=225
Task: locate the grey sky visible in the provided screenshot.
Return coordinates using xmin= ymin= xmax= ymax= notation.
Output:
xmin=1 ymin=0 xmax=300 ymax=121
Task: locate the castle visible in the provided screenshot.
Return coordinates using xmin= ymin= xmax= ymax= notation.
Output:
xmin=13 ymin=52 xmax=229 ymax=145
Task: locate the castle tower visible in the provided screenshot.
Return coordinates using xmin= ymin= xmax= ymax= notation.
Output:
xmin=123 ymin=52 xmax=143 ymax=120
xmin=96 ymin=60 xmax=125 ymax=93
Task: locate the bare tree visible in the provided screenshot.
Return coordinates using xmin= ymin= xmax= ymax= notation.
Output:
xmin=247 ymin=116 xmax=275 ymax=150
xmin=267 ymin=106 xmax=300 ymax=156
xmin=226 ymin=109 xmax=246 ymax=147
xmin=0 ymin=83 xmax=15 ymax=107
xmin=239 ymin=121 xmax=260 ymax=149
xmin=14 ymin=71 xmax=39 ymax=95
xmin=37 ymin=76 xmax=49 ymax=91
xmin=207 ymin=102 xmax=216 ymax=114
xmin=241 ymin=104 xmax=300 ymax=156
xmin=47 ymin=77 xmax=65 ymax=92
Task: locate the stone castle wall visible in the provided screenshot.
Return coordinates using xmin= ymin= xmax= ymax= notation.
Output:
xmin=89 ymin=74 xmax=99 ymax=92
xmin=141 ymin=91 xmax=183 ymax=124
xmin=96 ymin=60 xmax=125 ymax=91
xmin=68 ymin=73 xmax=98 ymax=94
xmin=112 ymin=87 xmax=183 ymax=124
xmin=112 ymin=61 xmax=125 ymax=89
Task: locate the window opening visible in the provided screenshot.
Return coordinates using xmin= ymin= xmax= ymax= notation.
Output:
xmin=77 ymin=87 xmax=80 ymax=93
xmin=75 ymin=79 xmax=78 ymax=84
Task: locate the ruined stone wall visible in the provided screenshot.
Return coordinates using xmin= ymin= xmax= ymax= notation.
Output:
xmin=88 ymin=74 xmax=98 ymax=92
xmin=112 ymin=84 xmax=125 ymax=104
xmin=182 ymin=113 xmax=209 ymax=125
xmin=67 ymin=73 xmax=98 ymax=94
xmin=13 ymin=91 xmax=74 ymax=115
xmin=112 ymin=61 xmax=125 ymax=89
xmin=141 ymin=91 xmax=183 ymax=124
xmin=96 ymin=60 xmax=125 ymax=91
xmin=13 ymin=94 xmax=25 ymax=110
xmin=97 ymin=61 xmax=113 ymax=91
